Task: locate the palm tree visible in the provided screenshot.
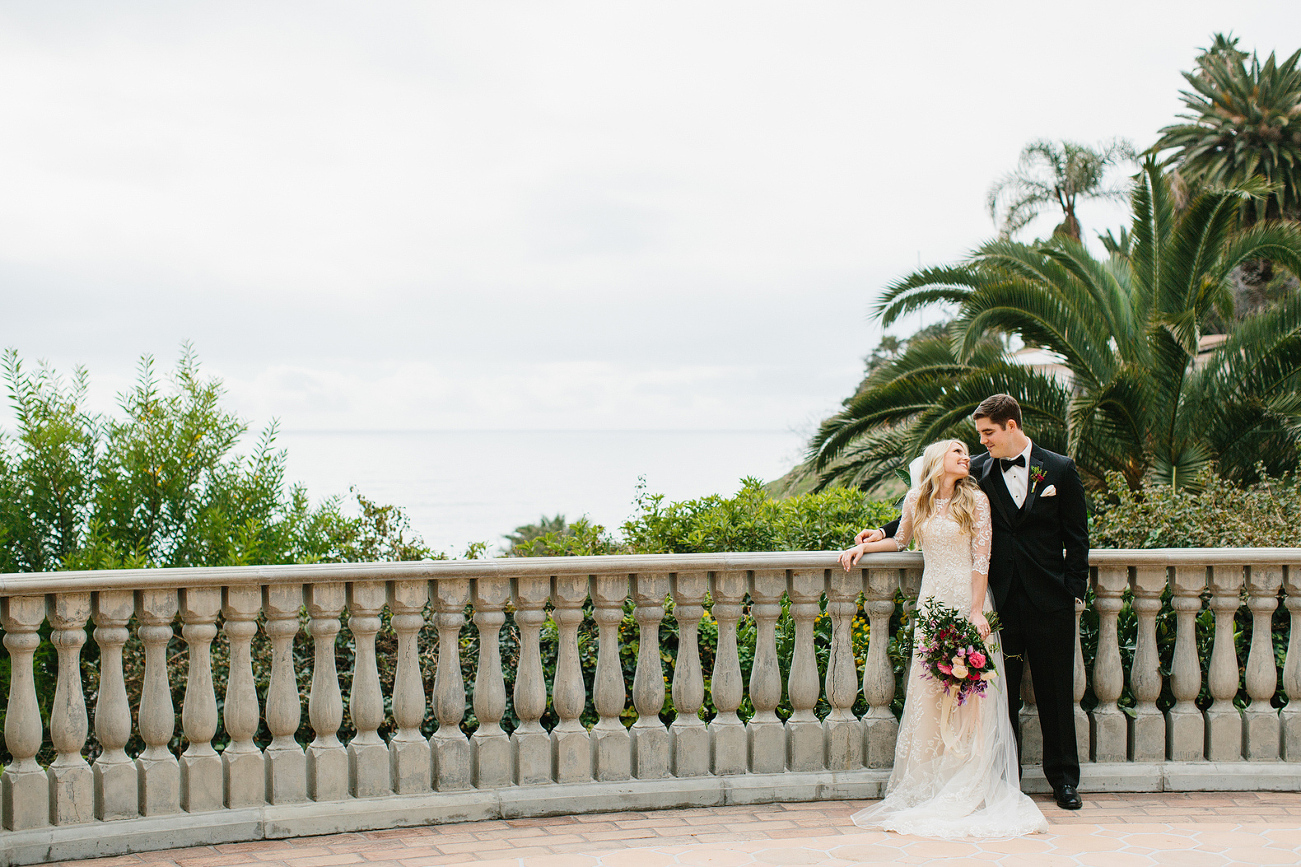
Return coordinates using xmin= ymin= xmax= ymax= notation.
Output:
xmin=1151 ymin=34 xmax=1301 ymax=225
xmin=986 ymin=139 xmax=1136 ymax=241
xmin=811 ymin=158 xmax=1301 ymax=491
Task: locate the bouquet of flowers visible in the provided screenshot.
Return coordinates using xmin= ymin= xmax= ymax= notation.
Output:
xmin=913 ymin=597 xmax=1001 ymax=706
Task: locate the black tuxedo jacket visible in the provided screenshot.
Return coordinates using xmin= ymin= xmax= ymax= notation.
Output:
xmin=884 ymin=444 xmax=1089 ymax=612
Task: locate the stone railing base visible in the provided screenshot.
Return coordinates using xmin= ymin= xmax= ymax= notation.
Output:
xmin=0 ymin=771 xmax=892 ymax=867
xmin=8 ymin=764 xmax=1301 ymax=867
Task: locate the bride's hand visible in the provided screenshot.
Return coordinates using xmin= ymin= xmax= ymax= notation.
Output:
xmin=838 ymin=544 xmax=866 ymax=572
xmin=969 ymin=610 xmax=991 ymax=641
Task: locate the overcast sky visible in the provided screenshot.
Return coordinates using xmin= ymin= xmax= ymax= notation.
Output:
xmin=2 ymin=2 xmax=1297 ymax=435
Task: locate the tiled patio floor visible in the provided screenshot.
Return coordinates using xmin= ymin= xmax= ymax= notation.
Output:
xmin=49 ymin=792 xmax=1301 ymax=867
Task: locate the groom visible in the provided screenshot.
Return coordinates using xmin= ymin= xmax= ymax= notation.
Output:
xmin=859 ymin=394 xmax=1089 ymax=810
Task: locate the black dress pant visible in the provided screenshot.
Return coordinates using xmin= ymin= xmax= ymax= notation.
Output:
xmin=999 ymin=569 xmax=1081 ymax=791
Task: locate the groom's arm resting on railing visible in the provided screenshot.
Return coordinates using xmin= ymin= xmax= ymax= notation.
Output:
xmin=854 ymin=518 xmax=898 ymax=546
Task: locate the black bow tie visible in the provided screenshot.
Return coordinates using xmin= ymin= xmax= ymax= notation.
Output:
xmin=1000 ymin=455 xmax=1027 ymax=472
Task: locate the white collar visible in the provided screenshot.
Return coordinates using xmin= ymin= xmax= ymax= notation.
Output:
xmin=1002 ymin=438 xmax=1033 ymax=470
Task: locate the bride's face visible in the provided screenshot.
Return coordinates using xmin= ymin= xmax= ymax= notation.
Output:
xmin=942 ymin=442 xmax=970 ymax=478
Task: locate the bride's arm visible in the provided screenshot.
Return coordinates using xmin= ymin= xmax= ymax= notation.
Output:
xmin=969 ymin=491 xmax=993 ymax=639
xmin=840 ymin=489 xmax=916 ymax=571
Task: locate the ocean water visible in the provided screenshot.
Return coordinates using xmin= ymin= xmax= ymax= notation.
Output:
xmin=276 ymin=429 xmax=808 ymax=556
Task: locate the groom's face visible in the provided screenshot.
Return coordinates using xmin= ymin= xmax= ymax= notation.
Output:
xmin=976 ymin=418 xmax=1019 ymax=459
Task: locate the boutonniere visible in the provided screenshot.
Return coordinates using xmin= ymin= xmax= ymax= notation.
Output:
xmin=1030 ymin=466 xmax=1047 ymax=491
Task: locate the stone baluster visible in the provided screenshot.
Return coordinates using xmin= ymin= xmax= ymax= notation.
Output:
xmin=511 ymin=575 xmax=552 ymax=785
xmin=631 ymin=573 xmax=671 ymax=779
xmin=824 ymin=568 xmax=862 ymax=771
xmin=746 ymin=570 xmax=786 ymax=774
xmin=1074 ymin=597 xmax=1090 ymax=763
xmin=786 ymin=569 xmax=824 ymax=772
xmin=47 ymin=592 xmax=92 ymax=825
xmin=1283 ymin=565 xmax=1301 ymax=761
xmin=305 ymin=584 xmax=347 ymax=801
xmin=179 ymin=588 xmax=223 ymax=814
xmin=1129 ymin=567 xmax=1166 ymax=762
xmin=347 ymin=581 xmax=390 ymax=797
xmin=862 ymin=568 xmax=898 ymax=768
xmin=92 ymin=590 xmax=138 ymax=820
xmin=590 ymin=574 xmax=632 ymax=781
xmin=707 ymin=571 xmax=747 ymax=776
xmin=898 ymin=567 xmax=923 ymax=699
xmin=1019 ymin=667 xmax=1043 ymax=766
xmin=1244 ymin=565 xmax=1283 ymax=761
xmin=2 ymin=595 xmax=49 ymax=831
xmin=1168 ymin=565 xmax=1208 ymax=760
xmin=222 ymin=586 xmax=265 ymax=807
xmin=1206 ymin=565 xmax=1246 ymax=761
xmin=432 ymin=578 xmax=471 ymax=791
xmin=669 ymin=572 xmax=709 ymax=777
xmin=550 ymin=575 xmax=593 ymax=784
xmin=136 ymin=589 xmax=180 ymax=815
xmin=263 ymin=584 xmax=306 ymax=804
xmin=1090 ymin=565 xmax=1127 ymax=762
xmin=470 ymin=577 xmax=512 ymax=788
xmin=387 ymin=580 xmax=431 ymax=794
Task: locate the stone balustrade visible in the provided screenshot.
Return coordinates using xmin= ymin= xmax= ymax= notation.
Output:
xmin=2 ymin=549 xmax=1300 ymax=865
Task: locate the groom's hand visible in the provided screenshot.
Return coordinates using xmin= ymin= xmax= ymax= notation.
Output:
xmin=855 ymin=527 xmax=885 ymax=545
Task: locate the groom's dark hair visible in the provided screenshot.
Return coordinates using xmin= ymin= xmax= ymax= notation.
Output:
xmin=972 ymin=394 xmax=1022 ymax=429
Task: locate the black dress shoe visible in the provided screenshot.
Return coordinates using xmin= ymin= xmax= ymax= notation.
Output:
xmin=1054 ymin=784 xmax=1082 ymax=810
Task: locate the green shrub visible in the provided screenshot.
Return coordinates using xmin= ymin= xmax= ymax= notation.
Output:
xmin=1091 ymin=469 xmax=1301 ymax=548
xmin=621 ymin=477 xmax=899 ymax=554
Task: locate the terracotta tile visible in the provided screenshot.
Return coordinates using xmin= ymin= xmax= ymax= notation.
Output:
xmin=474 ymin=827 xmax=547 ymax=841
xmin=752 ymin=848 xmax=828 ymax=865
xmin=596 ymin=851 xmax=677 ymax=867
xmin=903 ymin=841 xmax=978 ymax=858
xmin=562 ymin=822 xmax=617 ymax=834
xmin=282 ymin=855 xmax=364 ymax=867
xmin=490 ymin=846 xmax=551 ymax=858
xmin=506 ymin=816 xmax=577 ymax=828
xmin=579 ymin=829 xmax=659 ymax=842
xmin=1122 ymin=832 xmax=1201 ymax=850
xmin=518 ymin=855 xmax=600 ymax=867
xmin=256 ymin=850 xmax=333 ymax=862
xmin=399 ymin=855 xmax=477 ymax=866
xmin=994 ymin=854 xmax=1079 ymax=867
xmin=1263 ymin=827 xmax=1301 ymax=846
xmin=1151 ymin=851 xmax=1231 ymax=866
xmin=827 ymin=842 xmax=900 ymax=862
xmin=614 ymin=817 xmax=689 ymax=829
xmin=1074 ymin=856 xmax=1151 ymax=867
xmin=575 ymin=812 xmax=646 ymax=823
xmin=1211 ymin=847 xmax=1299 ymax=865
xmin=755 ymin=828 xmax=831 ymax=839
xmin=722 ymin=821 xmax=796 ymax=833
xmin=679 ymin=833 xmax=750 ymax=843
xmin=178 ymin=856 xmax=259 ymax=867
xmin=675 ymin=848 xmax=755 ymax=866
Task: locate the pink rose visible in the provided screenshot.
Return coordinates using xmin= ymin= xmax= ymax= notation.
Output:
xmin=968 ymin=651 xmax=987 ymax=668
xmin=938 ymin=663 xmax=952 ymax=675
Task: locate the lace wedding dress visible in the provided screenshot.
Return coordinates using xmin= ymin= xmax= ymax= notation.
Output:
xmin=851 ymin=488 xmax=1048 ymax=838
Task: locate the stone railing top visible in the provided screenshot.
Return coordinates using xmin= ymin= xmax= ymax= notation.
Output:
xmin=1 ymin=547 xmax=1298 ymax=595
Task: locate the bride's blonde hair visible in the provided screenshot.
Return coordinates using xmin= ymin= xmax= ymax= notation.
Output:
xmin=912 ymin=439 xmax=983 ymax=545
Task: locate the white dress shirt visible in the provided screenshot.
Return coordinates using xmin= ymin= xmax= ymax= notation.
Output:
xmin=1002 ymin=439 xmax=1034 ymax=508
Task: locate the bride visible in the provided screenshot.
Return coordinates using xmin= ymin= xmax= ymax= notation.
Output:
xmin=838 ymin=439 xmax=1048 ymax=838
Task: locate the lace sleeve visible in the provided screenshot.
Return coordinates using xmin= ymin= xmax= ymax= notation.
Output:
xmin=970 ymin=491 xmax=992 ymax=577
xmin=894 ymin=488 xmax=918 ymax=551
